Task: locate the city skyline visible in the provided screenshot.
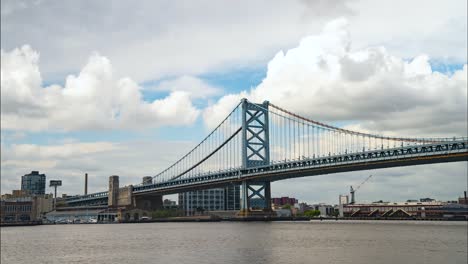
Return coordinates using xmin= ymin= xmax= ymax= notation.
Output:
xmin=1 ymin=0 xmax=467 ymax=204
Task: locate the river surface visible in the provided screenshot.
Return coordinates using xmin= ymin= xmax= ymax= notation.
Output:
xmin=1 ymin=221 xmax=467 ymax=264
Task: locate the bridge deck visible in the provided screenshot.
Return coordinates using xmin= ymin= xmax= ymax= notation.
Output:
xmin=66 ymin=140 xmax=467 ymax=205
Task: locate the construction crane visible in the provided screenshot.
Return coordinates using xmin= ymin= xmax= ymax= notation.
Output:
xmin=350 ymin=175 xmax=373 ymax=204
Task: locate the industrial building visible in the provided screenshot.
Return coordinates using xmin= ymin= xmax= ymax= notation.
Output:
xmin=178 ymin=185 xmax=240 ymax=216
xmin=0 ymin=194 xmax=53 ymax=223
xmin=21 ymin=171 xmax=46 ymax=195
xmin=341 ymin=200 xmax=468 ymax=219
xmin=1 ymin=171 xmax=55 ymax=224
xmin=0 ymin=198 xmax=34 ymax=222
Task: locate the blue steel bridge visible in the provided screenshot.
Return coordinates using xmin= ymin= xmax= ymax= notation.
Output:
xmin=65 ymin=99 xmax=468 ymax=213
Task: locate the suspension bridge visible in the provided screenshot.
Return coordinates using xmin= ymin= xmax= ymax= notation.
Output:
xmin=64 ymin=99 xmax=468 ymax=215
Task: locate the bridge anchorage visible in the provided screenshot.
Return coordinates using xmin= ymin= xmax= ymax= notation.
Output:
xmin=63 ymin=98 xmax=468 ymax=218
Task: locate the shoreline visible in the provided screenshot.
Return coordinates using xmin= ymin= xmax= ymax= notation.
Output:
xmin=2 ymin=216 xmax=467 ymax=227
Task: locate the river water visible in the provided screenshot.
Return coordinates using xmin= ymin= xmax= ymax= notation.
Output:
xmin=1 ymin=221 xmax=467 ymax=264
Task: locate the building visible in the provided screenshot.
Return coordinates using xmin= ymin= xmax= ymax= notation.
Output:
xmin=32 ymin=194 xmax=54 ymax=219
xmin=178 ymin=185 xmax=240 ymax=216
xmin=272 ymin=197 xmax=298 ymax=207
xmin=275 ymin=208 xmax=292 ymax=217
xmin=1 ymin=190 xmax=53 ymax=223
xmin=225 ymin=184 xmax=240 ymax=210
xmin=45 ymin=206 xmax=110 ymax=223
xmin=458 ymin=191 xmax=467 ymax=205
xmin=21 ymin=171 xmax=46 ymax=195
xmin=341 ymin=200 xmax=468 ymax=219
xmin=163 ymin=199 xmax=178 ymax=209
xmin=1 ymin=190 xmax=29 ymax=200
xmin=309 ymin=203 xmax=335 ymax=216
xmin=339 ymin=195 xmax=349 ymax=205
xmin=298 ymin=202 xmax=313 ymax=213
xmin=419 ymin=197 xmax=435 ymax=203
xmin=1 ymin=197 xmax=34 ymax=222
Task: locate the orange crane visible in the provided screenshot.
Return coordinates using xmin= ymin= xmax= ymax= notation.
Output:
xmin=350 ymin=175 xmax=373 ymax=204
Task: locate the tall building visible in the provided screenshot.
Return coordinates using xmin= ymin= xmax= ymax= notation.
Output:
xmin=224 ymin=184 xmax=240 ymax=210
xmin=21 ymin=171 xmax=46 ymax=195
xmin=272 ymin=197 xmax=298 ymax=207
xmin=178 ymin=185 xmax=240 ymax=216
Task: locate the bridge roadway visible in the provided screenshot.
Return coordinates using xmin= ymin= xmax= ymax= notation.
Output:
xmin=66 ymin=139 xmax=468 ymax=206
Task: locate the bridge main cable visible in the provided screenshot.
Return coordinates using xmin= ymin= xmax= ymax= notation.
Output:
xmin=145 ymin=101 xmax=243 ymax=185
xmin=268 ymin=102 xmax=449 ymax=143
xmin=169 ymin=127 xmax=242 ymax=181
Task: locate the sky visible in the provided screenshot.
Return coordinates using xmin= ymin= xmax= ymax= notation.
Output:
xmin=1 ymin=0 xmax=467 ymax=204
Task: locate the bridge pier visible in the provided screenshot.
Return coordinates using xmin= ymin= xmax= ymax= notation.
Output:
xmin=238 ymin=180 xmax=273 ymax=216
xmin=108 ymin=175 xmax=163 ymax=211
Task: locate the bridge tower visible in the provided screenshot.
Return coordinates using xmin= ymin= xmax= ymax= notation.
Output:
xmin=239 ymin=99 xmax=273 ymax=216
xmin=108 ymin=175 xmax=119 ymax=207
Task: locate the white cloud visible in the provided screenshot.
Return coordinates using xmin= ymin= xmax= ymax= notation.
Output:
xmin=204 ymin=18 xmax=468 ymax=137
xmin=152 ymin=76 xmax=222 ymax=99
xmin=1 ymin=46 xmax=200 ymax=132
xmin=1 ymin=1 xmax=465 ymax=83
xmin=0 ymin=140 xmax=195 ymax=196
xmin=348 ymin=0 xmax=467 ymax=63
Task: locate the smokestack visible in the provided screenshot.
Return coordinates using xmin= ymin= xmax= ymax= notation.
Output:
xmin=464 ymin=191 xmax=467 ymax=202
xmin=85 ymin=173 xmax=88 ymax=195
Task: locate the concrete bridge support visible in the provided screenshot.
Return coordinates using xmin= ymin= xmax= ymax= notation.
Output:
xmin=239 ymin=181 xmax=273 ymax=216
xmin=108 ymin=175 xmax=120 ymax=207
xmin=108 ymin=175 xmax=162 ymax=210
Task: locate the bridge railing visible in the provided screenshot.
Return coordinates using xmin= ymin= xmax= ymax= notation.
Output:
xmin=64 ymin=191 xmax=108 ymax=203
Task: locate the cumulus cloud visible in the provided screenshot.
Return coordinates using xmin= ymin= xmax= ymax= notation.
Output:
xmin=1 ymin=46 xmax=200 ymax=132
xmin=152 ymin=76 xmax=222 ymax=99
xmin=204 ymin=18 xmax=468 ymax=137
xmin=1 ymin=1 xmax=465 ymax=83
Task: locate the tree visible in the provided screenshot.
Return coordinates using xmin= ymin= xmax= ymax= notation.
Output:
xmin=303 ymin=209 xmax=321 ymax=217
xmin=151 ymin=209 xmax=183 ymax=218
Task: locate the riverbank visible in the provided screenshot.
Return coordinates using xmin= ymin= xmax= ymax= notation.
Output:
xmin=119 ymin=215 xmax=468 ymax=223
xmin=3 ymin=216 xmax=467 ymax=226
xmin=0 ymin=221 xmax=42 ymax=227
